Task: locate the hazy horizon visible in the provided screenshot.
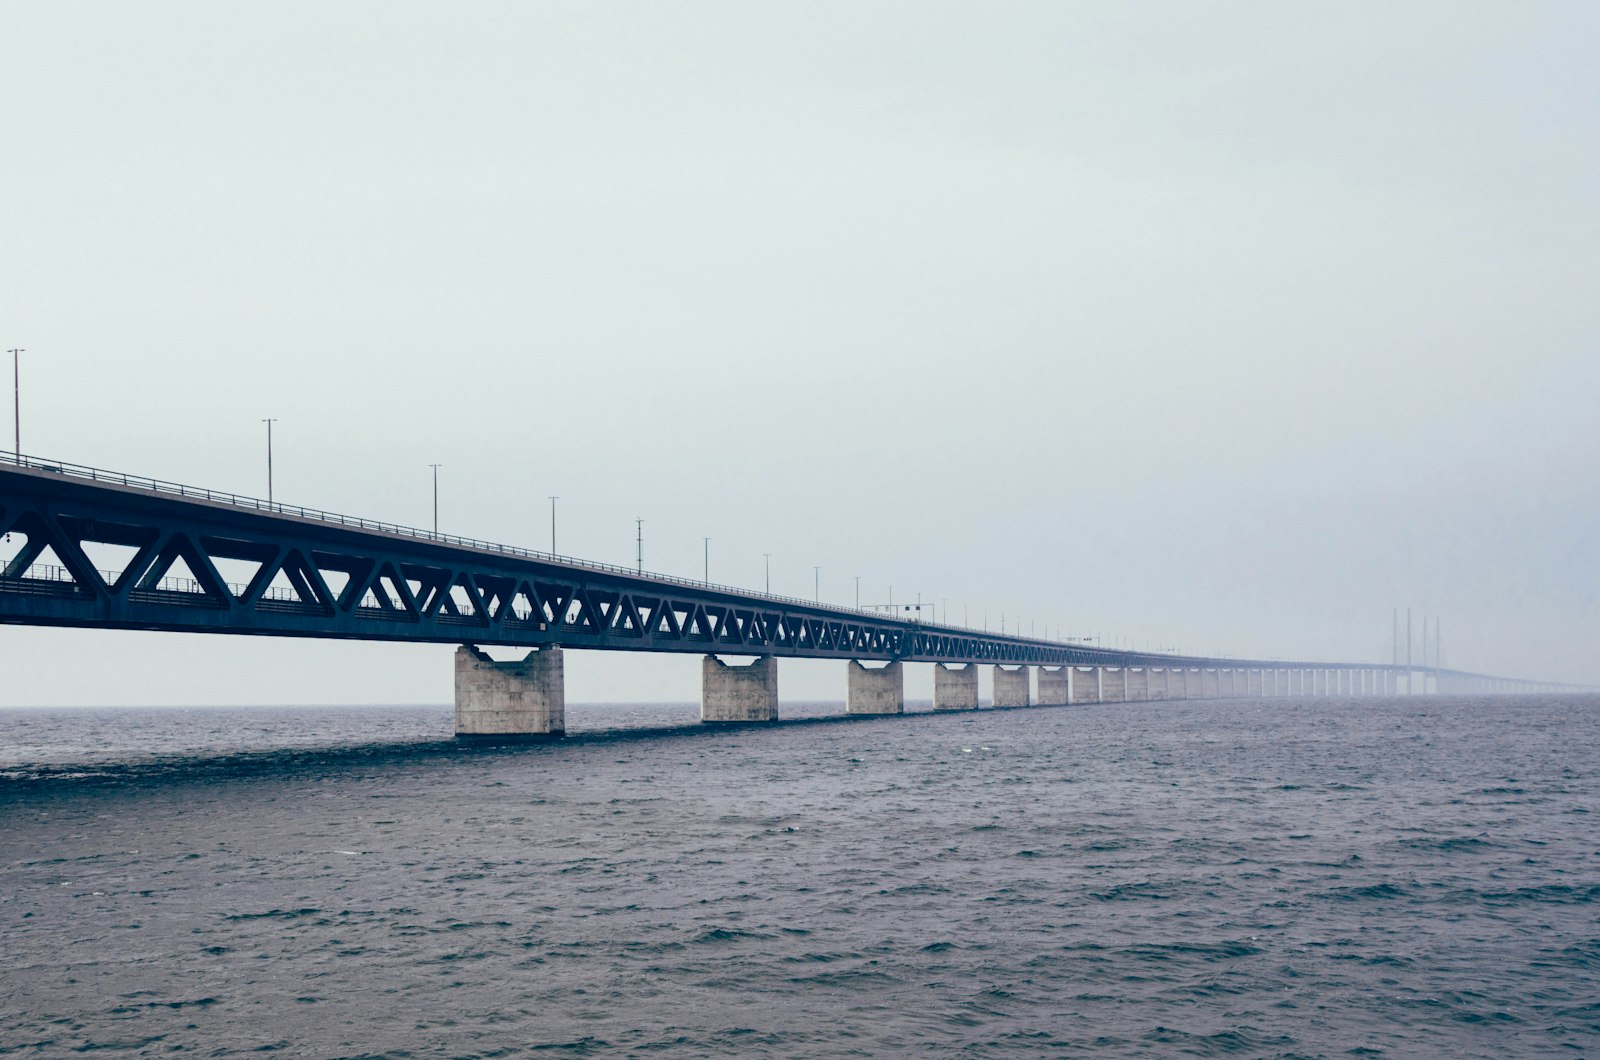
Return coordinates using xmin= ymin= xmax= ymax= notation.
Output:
xmin=3 ymin=1 xmax=1595 ymax=705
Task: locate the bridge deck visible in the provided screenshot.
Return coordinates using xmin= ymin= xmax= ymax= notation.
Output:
xmin=0 ymin=455 xmax=1556 ymax=687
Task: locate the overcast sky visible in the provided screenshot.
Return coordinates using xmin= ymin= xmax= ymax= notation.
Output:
xmin=2 ymin=1 xmax=1595 ymax=707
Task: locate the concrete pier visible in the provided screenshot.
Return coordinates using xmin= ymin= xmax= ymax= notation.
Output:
xmin=702 ymin=655 xmax=779 ymax=722
xmin=1202 ymin=668 xmax=1221 ymax=698
xmin=1071 ymin=667 xmax=1100 ymax=703
xmin=933 ymin=662 xmax=979 ymax=711
xmin=847 ymin=660 xmax=904 ymax=715
xmin=992 ymin=665 xmax=1031 ymax=707
xmin=1126 ymin=667 xmax=1149 ymax=702
xmin=1101 ymin=667 xmax=1126 ymax=702
xmin=455 ymin=645 xmax=565 ymax=739
xmin=1247 ymin=669 xmax=1263 ymax=697
xmin=1037 ymin=666 xmax=1070 ymax=706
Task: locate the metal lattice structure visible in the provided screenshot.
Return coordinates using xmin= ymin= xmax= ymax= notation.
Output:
xmin=0 ymin=455 xmax=1573 ymax=690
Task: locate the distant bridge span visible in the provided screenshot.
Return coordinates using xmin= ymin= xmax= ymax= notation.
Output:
xmin=0 ymin=455 xmax=1578 ymax=737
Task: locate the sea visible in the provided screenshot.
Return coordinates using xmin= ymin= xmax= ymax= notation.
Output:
xmin=1 ymin=694 xmax=1597 ymax=1058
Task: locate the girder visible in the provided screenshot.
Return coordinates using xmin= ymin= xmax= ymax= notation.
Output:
xmin=0 ymin=458 xmax=1564 ymax=688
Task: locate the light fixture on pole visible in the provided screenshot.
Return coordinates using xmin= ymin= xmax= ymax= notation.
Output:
xmin=261 ymin=418 xmax=277 ymax=503
xmin=428 ymin=463 xmax=442 ymax=535
xmin=636 ymin=518 xmax=643 ymax=572
xmin=9 ymin=348 xmax=23 ymax=463
xmin=763 ymin=553 xmax=772 ymax=594
xmin=813 ymin=565 xmax=820 ymax=603
xmin=703 ymin=537 xmax=710 ymax=582
xmin=549 ymin=496 xmax=558 ymax=554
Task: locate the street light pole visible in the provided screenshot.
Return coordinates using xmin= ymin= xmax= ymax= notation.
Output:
xmin=549 ymin=496 xmax=558 ymax=554
xmin=9 ymin=348 xmax=23 ymax=463
xmin=763 ymin=553 xmax=771 ymax=594
xmin=813 ymin=565 xmax=820 ymax=603
xmin=428 ymin=463 xmax=441 ymax=534
xmin=703 ymin=537 xmax=710 ymax=582
xmin=261 ymin=418 xmax=277 ymax=503
xmin=636 ymin=518 xmax=643 ymax=572
xmin=854 ymin=575 xmax=860 ymax=610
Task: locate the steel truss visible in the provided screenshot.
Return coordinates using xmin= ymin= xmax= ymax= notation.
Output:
xmin=0 ymin=460 xmax=1544 ymax=688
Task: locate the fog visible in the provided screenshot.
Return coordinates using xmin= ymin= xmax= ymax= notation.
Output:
xmin=2 ymin=1 xmax=1595 ymax=706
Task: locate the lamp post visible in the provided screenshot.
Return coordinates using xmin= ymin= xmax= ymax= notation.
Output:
xmin=854 ymin=575 xmax=860 ymax=610
xmin=9 ymin=348 xmax=23 ymax=463
xmin=763 ymin=553 xmax=771 ymax=594
xmin=703 ymin=537 xmax=710 ymax=582
xmin=636 ymin=518 xmax=643 ymax=572
xmin=813 ymin=565 xmax=820 ymax=603
xmin=549 ymin=496 xmax=558 ymax=554
xmin=262 ymin=418 xmax=277 ymax=503
xmin=428 ymin=463 xmax=441 ymax=534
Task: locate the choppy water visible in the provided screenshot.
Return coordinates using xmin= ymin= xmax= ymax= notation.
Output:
xmin=1 ymin=694 xmax=1597 ymax=1057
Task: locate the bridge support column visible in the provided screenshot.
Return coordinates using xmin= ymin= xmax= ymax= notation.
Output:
xmin=1101 ymin=667 xmax=1127 ymax=702
xmin=1384 ymin=670 xmax=1397 ymax=695
xmin=702 ymin=655 xmax=779 ymax=722
xmin=1247 ymin=669 xmax=1263 ymax=697
xmin=1126 ymin=667 xmax=1149 ymax=701
xmin=847 ymin=660 xmax=904 ymax=715
xmin=455 ymin=645 xmax=565 ymax=740
xmin=1150 ymin=667 xmax=1169 ymax=700
xmin=1202 ymin=668 xmax=1220 ymax=698
xmin=1071 ymin=667 xmax=1100 ymax=703
xmin=1037 ymin=666 xmax=1069 ymax=706
xmin=992 ymin=665 xmax=1031 ymax=707
xmin=933 ymin=662 xmax=979 ymax=711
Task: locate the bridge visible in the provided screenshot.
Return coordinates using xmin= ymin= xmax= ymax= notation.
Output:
xmin=0 ymin=453 xmax=1576 ymax=738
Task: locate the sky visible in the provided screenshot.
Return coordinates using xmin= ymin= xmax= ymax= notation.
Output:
xmin=2 ymin=1 xmax=1596 ymax=706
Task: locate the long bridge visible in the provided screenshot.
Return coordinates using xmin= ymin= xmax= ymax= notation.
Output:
xmin=0 ymin=454 xmax=1576 ymax=737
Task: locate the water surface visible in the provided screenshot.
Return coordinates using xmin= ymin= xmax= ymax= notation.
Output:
xmin=2 ymin=695 xmax=1596 ymax=1057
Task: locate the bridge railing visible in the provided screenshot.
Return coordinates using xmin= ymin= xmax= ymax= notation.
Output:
xmin=2 ymin=450 xmax=1048 ymax=641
